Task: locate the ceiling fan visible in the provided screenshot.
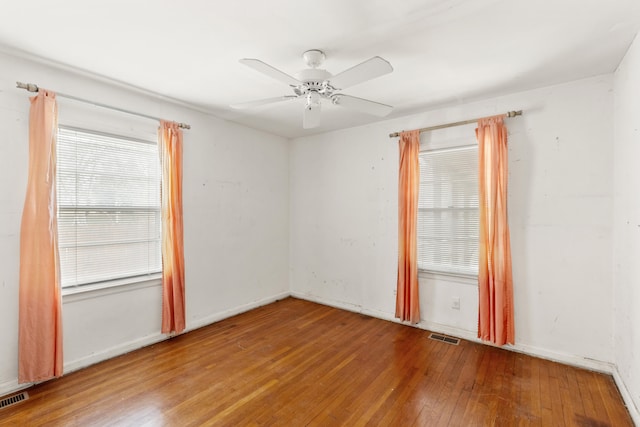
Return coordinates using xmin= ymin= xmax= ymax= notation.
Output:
xmin=231 ymin=49 xmax=394 ymax=129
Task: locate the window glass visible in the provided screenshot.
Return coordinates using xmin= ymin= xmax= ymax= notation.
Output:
xmin=57 ymin=126 xmax=161 ymax=288
xmin=417 ymin=145 xmax=478 ymax=276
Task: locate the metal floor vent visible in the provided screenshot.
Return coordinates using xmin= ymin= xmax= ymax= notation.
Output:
xmin=0 ymin=391 xmax=29 ymax=410
xmin=429 ymin=333 xmax=460 ymax=345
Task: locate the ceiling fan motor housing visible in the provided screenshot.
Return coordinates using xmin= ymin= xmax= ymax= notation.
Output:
xmin=294 ymin=68 xmax=334 ymax=95
xmin=295 ymin=51 xmax=337 ymax=98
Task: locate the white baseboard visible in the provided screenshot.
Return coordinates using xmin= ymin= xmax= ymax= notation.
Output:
xmin=66 ymin=291 xmax=292 ymax=375
xmin=0 ymin=379 xmax=31 ymax=399
xmin=3 ymin=290 xmax=629 ymax=419
xmin=290 ymin=291 xmax=365 ymax=315
xmin=0 ymin=291 xmax=292 ymax=399
xmin=63 ymin=333 xmax=168 ymax=375
xmin=613 ymin=367 xmax=640 ymax=425
xmin=508 ymin=341 xmax=614 ymax=374
xmin=186 ymin=291 xmax=291 ymax=332
xmin=291 ymin=292 xmax=615 ymax=374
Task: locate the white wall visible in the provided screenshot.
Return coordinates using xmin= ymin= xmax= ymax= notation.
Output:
xmin=613 ymin=33 xmax=640 ymax=421
xmin=0 ymin=42 xmax=631 ymax=417
xmin=290 ymin=75 xmax=615 ymax=370
xmin=0 ymin=50 xmax=290 ymax=395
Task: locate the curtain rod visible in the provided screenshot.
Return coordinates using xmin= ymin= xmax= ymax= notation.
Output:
xmin=16 ymin=81 xmax=191 ymax=130
xmin=388 ymin=110 xmax=522 ymax=138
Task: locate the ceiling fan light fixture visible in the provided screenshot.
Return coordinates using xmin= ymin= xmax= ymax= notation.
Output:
xmin=305 ymin=91 xmax=321 ymax=108
xmin=303 ymin=93 xmax=321 ymax=129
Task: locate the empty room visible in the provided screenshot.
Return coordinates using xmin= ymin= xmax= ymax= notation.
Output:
xmin=1 ymin=0 xmax=639 ymax=425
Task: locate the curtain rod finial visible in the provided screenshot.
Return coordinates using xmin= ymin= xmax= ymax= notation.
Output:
xmin=16 ymin=82 xmax=39 ymax=92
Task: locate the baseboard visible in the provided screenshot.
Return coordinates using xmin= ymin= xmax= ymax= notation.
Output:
xmin=62 ymin=333 xmax=169 ymax=375
xmin=291 ymin=292 xmax=615 ymax=374
xmin=186 ymin=291 xmax=291 ymax=332
xmin=290 ymin=291 xmax=365 ymax=315
xmin=613 ymin=367 xmax=640 ymax=425
xmin=2 ymin=291 xmax=623 ymax=409
xmin=0 ymin=379 xmax=31 ymax=400
xmin=66 ymin=291 xmax=292 ymax=374
xmin=508 ymin=342 xmax=614 ymax=374
xmin=0 ymin=331 xmax=171 ymax=399
xmin=0 ymin=291 xmax=292 ymax=399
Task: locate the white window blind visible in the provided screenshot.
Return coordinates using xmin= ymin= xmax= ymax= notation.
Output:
xmin=418 ymin=145 xmax=479 ymax=276
xmin=57 ymin=127 xmax=162 ymax=288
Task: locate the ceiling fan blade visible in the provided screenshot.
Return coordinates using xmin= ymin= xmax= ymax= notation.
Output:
xmin=239 ymin=59 xmax=301 ymax=87
xmin=303 ymin=104 xmax=321 ymax=129
xmin=230 ymin=95 xmax=298 ymax=109
xmin=332 ymin=94 xmax=393 ymax=117
xmin=329 ymin=57 xmax=393 ymax=90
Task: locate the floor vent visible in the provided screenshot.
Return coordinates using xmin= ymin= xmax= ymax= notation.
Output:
xmin=429 ymin=333 xmax=460 ymax=345
xmin=0 ymin=392 xmax=29 ymax=410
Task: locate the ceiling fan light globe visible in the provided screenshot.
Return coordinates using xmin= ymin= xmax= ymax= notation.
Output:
xmin=306 ymin=92 xmax=321 ymax=107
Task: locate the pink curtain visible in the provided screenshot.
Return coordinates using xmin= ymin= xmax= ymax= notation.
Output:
xmin=396 ymin=130 xmax=421 ymax=323
xmin=18 ymin=90 xmax=63 ymax=383
xmin=476 ymin=116 xmax=515 ymax=345
xmin=159 ymin=121 xmax=186 ymax=334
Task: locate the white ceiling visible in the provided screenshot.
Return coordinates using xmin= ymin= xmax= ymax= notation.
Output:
xmin=0 ymin=0 xmax=638 ymax=138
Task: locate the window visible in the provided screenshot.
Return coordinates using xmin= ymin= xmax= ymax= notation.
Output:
xmin=57 ymin=127 xmax=162 ymax=288
xmin=417 ymin=145 xmax=478 ymax=276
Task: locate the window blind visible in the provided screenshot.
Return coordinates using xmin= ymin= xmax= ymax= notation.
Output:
xmin=57 ymin=127 xmax=162 ymax=288
xmin=418 ymin=145 xmax=479 ymax=276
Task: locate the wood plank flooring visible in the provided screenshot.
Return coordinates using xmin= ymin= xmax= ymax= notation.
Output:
xmin=0 ymin=297 xmax=632 ymax=426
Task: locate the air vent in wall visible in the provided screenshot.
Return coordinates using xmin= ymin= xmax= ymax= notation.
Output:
xmin=428 ymin=333 xmax=460 ymax=345
xmin=0 ymin=391 xmax=29 ymax=410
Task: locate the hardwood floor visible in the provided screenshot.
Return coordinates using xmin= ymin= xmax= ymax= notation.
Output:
xmin=0 ymin=297 xmax=632 ymax=426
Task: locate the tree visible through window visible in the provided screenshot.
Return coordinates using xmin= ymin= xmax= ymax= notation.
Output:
xmin=56 ymin=127 xmax=162 ymax=288
xmin=417 ymin=145 xmax=479 ymax=276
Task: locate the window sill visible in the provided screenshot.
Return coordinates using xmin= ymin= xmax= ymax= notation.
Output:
xmin=418 ymin=269 xmax=478 ymax=286
xmin=62 ymin=274 xmax=162 ymax=303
